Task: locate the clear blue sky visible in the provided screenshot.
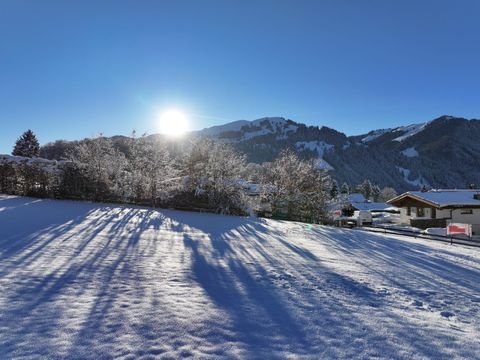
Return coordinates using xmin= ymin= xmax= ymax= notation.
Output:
xmin=1 ymin=0 xmax=479 ymax=153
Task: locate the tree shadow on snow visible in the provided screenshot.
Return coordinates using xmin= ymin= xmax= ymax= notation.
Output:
xmin=1 ymin=198 xmax=478 ymax=359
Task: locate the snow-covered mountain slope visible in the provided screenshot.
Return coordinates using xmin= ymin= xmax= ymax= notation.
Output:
xmin=196 ymin=119 xmax=250 ymax=137
xmin=196 ymin=117 xmax=299 ymax=143
xmin=194 ymin=115 xmax=480 ymax=191
xmin=392 ymin=122 xmax=429 ymax=142
xmin=1 ymin=196 xmax=480 ymax=359
xmin=195 ymin=116 xmax=344 ymax=170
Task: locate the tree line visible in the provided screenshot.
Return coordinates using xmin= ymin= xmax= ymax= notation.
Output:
xmin=2 ymin=130 xmax=347 ymax=223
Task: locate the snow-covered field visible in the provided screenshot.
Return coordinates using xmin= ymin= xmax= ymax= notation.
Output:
xmin=1 ymin=196 xmax=480 ymax=359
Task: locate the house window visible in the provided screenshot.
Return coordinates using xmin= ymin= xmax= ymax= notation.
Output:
xmin=417 ymin=207 xmax=425 ymax=217
xmin=461 ymin=209 xmax=473 ymax=214
xmin=407 ymin=207 xmax=411 ymax=216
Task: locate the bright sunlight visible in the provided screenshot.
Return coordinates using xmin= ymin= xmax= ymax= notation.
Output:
xmin=158 ymin=109 xmax=190 ymax=137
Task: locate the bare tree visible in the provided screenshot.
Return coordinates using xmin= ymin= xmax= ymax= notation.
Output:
xmin=262 ymin=149 xmax=331 ymax=222
xmin=181 ymin=139 xmax=247 ymax=214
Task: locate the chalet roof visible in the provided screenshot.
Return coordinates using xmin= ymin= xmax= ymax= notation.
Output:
xmin=348 ymin=193 xmax=366 ymax=203
xmin=351 ymin=202 xmax=392 ymax=211
xmin=388 ymin=189 xmax=480 ymax=208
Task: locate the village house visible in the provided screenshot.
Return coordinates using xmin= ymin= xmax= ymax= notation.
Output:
xmin=387 ymin=189 xmax=480 ymax=234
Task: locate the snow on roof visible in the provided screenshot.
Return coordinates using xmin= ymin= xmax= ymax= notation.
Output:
xmin=348 ymin=193 xmax=366 ymax=203
xmin=391 ymin=189 xmax=480 ymax=208
xmin=351 ymin=202 xmax=392 ymax=211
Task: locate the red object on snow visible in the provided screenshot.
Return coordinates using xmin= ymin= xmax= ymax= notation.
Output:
xmin=448 ymin=225 xmax=467 ymax=233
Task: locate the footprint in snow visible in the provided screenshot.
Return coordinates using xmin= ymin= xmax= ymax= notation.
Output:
xmin=440 ymin=311 xmax=456 ymax=319
xmin=411 ymin=300 xmax=424 ymax=308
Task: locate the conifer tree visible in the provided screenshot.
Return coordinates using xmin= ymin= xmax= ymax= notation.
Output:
xmin=340 ymin=182 xmax=350 ymax=195
xmin=330 ymin=180 xmax=339 ymax=199
xmin=12 ymin=130 xmax=40 ymax=157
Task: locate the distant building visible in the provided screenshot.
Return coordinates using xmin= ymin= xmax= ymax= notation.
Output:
xmin=330 ymin=193 xmax=394 ymax=227
xmin=345 ymin=193 xmax=392 ymax=212
xmin=387 ymin=189 xmax=480 ymax=234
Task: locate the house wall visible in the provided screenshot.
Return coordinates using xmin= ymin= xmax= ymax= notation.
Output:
xmin=450 ymin=209 xmax=480 ymax=235
xmin=397 ymin=206 xmax=480 ymax=234
xmin=398 ymin=206 xmax=436 ymax=223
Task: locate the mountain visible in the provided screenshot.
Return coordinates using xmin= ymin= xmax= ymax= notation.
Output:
xmin=36 ymin=115 xmax=480 ymax=192
xmin=196 ymin=115 xmax=480 ymax=192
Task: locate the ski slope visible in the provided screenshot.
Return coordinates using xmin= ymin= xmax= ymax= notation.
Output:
xmin=1 ymin=195 xmax=480 ymax=359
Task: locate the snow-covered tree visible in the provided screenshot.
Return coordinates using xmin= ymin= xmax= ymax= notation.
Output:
xmin=241 ymin=162 xmax=264 ymax=183
xmin=12 ymin=130 xmax=40 ymax=158
xmin=340 ymin=182 xmax=350 ymax=195
xmin=378 ymin=187 xmax=397 ymax=202
xmin=262 ymin=149 xmax=331 ymax=223
xmin=357 ymin=179 xmax=373 ymax=200
xmin=180 ymin=139 xmax=247 ymax=214
xmin=139 ymin=137 xmax=176 ymax=206
xmin=67 ymin=135 xmax=127 ymax=201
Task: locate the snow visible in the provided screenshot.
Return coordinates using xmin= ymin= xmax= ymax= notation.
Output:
xmin=314 ymin=158 xmax=334 ymax=170
xmin=361 ymin=128 xmax=391 ymax=143
xmin=348 ymin=193 xmax=366 ymax=203
xmin=295 ymin=140 xmax=334 ymax=157
xmin=197 ymin=120 xmax=250 ymax=137
xmin=352 ymin=202 xmax=392 ymax=211
xmin=396 ymin=189 xmax=480 ymax=208
xmin=393 ymin=123 xmax=429 ymax=142
xmin=401 ymin=147 xmax=419 ymax=157
xmin=198 ymin=117 xmax=295 ymax=143
xmin=0 ymin=154 xmax=69 ymax=175
xmin=1 ymin=195 xmax=480 ymax=359
xmin=296 ymin=141 xmax=334 ymax=170
xmin=396 ymin=166 xmax=430 ymax=187
xmin=197 ymin=117 xmax=302 ymax=145
xmin=0 ymin=154 xmax=67 ymax=165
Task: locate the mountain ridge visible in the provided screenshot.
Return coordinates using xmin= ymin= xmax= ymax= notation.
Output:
xmin=36 ymin=115 xmax=480 ymax=192
xmin=195 ymin=115 xmax=480 ymax=191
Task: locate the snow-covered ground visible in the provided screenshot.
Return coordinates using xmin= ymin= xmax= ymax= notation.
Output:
xmin=1 ymin=195 xmax=480 ymax=359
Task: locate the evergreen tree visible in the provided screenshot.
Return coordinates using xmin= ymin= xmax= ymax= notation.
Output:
xmin=330 ymin=179 xmax=339 ymax=199
xmin=358 ymin=179 xmax=373 ymax=200
xmin=12 ymin=130 xmax=40 ymax=157
xmin=371 ymin=184 xmax=381 ymax=201
xmin=340 ymin=182 xmax=350 ymax=195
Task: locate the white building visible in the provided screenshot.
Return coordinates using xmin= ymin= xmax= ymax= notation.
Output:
xmin=387 ymin=189 xmax=480 ymax=234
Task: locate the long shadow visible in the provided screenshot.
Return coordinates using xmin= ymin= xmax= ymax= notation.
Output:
xmin=0 ymin=197 xmax=100 ymax=262
xmin=0 ymin=199 xmax=169 ymax=358
xmin=315 ymin=227 xmax=480 ymax=297
xmin=168 ymin=211 xmax=480 ymax=358
xmin=1 ymin=198 xmax=478 ymax=358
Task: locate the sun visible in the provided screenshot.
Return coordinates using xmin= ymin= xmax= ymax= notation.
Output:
xmin=158 ymin=110 xmax=190 ymax=137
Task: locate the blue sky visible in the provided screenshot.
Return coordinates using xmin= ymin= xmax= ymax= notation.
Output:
xmin=1 ymin=0 xmax=479 ymax=152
